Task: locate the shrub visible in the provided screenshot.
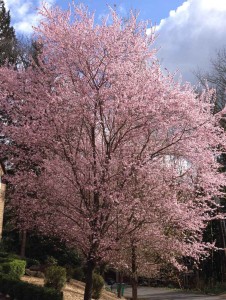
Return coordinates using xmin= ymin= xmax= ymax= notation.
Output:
xmin=64 ymin=265 xmax=84 ymax=282
xmin=0 ymin=252 xmax=20 ymax=262
xmin=65 ymin=265 xmax=74 ymax=282
xmin=1 ymin=259 xmax=26 ymax=279
xmin=199 ymin=282 xmax=226 ymax=295
xmin=44 ymin=265 xmax=66 ymax=291
xmin=8 ymin=253 xmax=20 ymax=260
xmin=45 ymin=256 xmax=58 ymax=266
xmin=0 ymin=275 xmax=63 ymax=300
xmin=73 ymin=266 xmax=84 ymax=281
xmin=25 ymin=258 xmax=40 ymax=269
xmin=92 ymin=273 xmax=105 ymax=299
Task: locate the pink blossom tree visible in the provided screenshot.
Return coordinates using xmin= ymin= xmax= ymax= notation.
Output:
xmin=1 ymin=4 xmax=226 ymax=300
xmin=109 ymin=156 xmax=225 ymax=300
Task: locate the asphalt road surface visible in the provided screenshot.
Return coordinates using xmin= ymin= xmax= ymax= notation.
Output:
xmin=123 ymin=286 xmax=226 ymax=300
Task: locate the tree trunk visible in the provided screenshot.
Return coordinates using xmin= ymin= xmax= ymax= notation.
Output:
xmin=131 ymin=242 xmax=138 ymax=300
xmin=219 ymin=220 xmax=226 ymax=281
xmin=84 ymin=259 xmax=95 ymax=300
xmin=117 ymin=272 xmax=123 ymax=298
xmin=20 ymin=230 xmax=27 ymax=258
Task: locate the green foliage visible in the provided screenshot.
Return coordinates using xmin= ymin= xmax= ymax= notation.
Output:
xmin=65 ymin=265 xmax=74 ymax=282
xmin=0 ymin=257 xmax=11 ymax=263
xmin=0 ymin=0 xmax=17 ymax=66
xmin=92 ymin=273 xmax=105 ymax=300
xmin=0 ymin=251 xmax=19 ymax=260
xmin=0 ymin=227 xmax=21 ymax=254
xmin=0 ymin=275 xmax=63 ymax=300
xmin=73 ymin=266 xmax=84 ymax=281
xmin=197 ymin=281 xmax=226 ymax=295
xmin=19 ymin=234 xmax=81 ymax=266
xmin=0 ymin=252 xmax=21 ymax=264
xmin=64 ymin=265 xmax=84 ymax=282
xmin=44 ymin=265 xmax=66 ymax=291
xmin=45 ymin=255 xmax=58 ymax=266
xmin=0 ymin=251 xmax=9 ymax=258
xmin=25 ymin=258 xmax=40 ymax=269
xmin=8 ymin=253 xmax=20 ymax=259
xmin=1 ymin=259 xmax=26 ymax=279
xmin=0 ymin=252 xmax=26 ymax=280
xmin=199 ymin=219 xmax=226 ymax=284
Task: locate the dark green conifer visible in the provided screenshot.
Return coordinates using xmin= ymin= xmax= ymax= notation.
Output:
xmin=0 ymin=0 xmax=17 ymax=66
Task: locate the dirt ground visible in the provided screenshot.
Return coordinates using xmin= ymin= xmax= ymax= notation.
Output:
xmin=21 ymin=276 xmax=120 ymax=300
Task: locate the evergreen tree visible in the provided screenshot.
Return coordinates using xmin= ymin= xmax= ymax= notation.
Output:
xmin=0 ymin=0 xmax=17 ymax=66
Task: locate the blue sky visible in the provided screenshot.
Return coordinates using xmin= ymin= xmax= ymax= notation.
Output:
xmin=57 ymin=0 xmax=185 ymax=25
xmin=4 ymin=0 xmax=185 ymax=33
xmin=4 ymin=0 xmax=226 ymax=83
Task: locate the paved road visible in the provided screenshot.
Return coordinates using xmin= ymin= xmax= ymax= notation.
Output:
xmin=123 ymin=286 xmax=226 ymax=300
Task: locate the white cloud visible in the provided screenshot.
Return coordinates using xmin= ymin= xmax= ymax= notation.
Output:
xmin=153 ymin=0 xmax=226 ymax=84
xmin=5 ymin=0 xmax=56 ymax=35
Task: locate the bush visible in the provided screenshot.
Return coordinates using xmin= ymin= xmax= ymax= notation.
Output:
xmin=8 ymin=253 xmax=20 ymax=259
xmin=199 ymin=282 xmax=226 ymax=295
xmin=0 ymin=251 xmax=20 ymax=261
xmin=45 ymin=256 xmax=58 ymax=266
xmin=1 ymin=259 xmax=26 ymax=279
xmin=44 ymin=265 xmax=66 ymax=291
xmin=65 ymin=265 xmax=84 ymax=282
xmin=92 ymin=273 xmax=105 ymax=299
xmin=25 ymin=258 xmax=40 ymax=269
xmin=0 ymin=275 xmax=63 ymax=300
xmin=73 ymin=266 xmax=84 ymax=281
xmin=65 ymin=265 xmax=74 ymax=282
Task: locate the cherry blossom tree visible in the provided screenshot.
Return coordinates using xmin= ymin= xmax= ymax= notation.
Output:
xmin=1 ymin=4 xmax=226 ymax=300
xmin=109 ymin=158 xmax=225 ymax=300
